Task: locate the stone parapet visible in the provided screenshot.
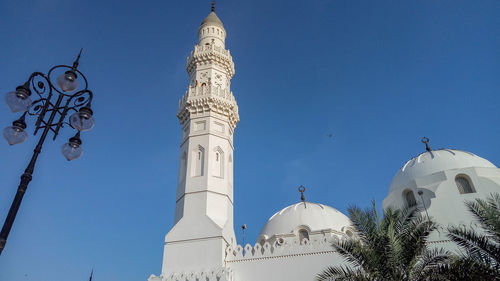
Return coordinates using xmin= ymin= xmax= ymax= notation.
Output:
xmin=225 ymin=235 xmax=339 ymax=263
xmin=148 ymin=267 xmax=233 ymax=281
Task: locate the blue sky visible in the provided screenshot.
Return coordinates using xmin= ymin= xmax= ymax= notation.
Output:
xmin=0 ymin=0 xmax=499 ymax=280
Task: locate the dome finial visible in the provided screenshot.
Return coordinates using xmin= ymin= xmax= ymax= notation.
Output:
xmin=421 ymin=137 xmax=431 ymax=152
xmin=298 ymin=185 xmax=306 ymax=202
xmin=211 ymin=1 xmax=215 ymax=12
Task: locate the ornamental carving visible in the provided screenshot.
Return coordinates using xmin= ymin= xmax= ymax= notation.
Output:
xmin=186 ymin=44 xmax=235 ymax=78
xmin=177 ymin=86 xmax=239 ymax=130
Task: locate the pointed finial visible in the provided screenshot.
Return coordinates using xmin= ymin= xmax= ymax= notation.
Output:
xmin=241 ymin=224 xmax=246 ymax=246
xmin=421 ymin=137 xmax=431 ymax=152
xmin=89 ymin=269 xmax=93 ymax=281
xmin=72 ymin=48 xmax=83 ymax=70
xmin=298 ymin=185 xmax=306 ymax=202
xmin=211 ymin=1 xmax=215 ymax=12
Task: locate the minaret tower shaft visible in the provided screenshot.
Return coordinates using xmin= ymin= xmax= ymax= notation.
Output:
xmin=161 ymin=6 xmax=239 ymax=274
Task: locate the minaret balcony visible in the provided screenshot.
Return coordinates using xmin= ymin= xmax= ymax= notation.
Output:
xmin=186 ymin=44 xmax=235 ymax=77
xmin=177 ymin=84 xmax=239 ymax=129
xmin=179 ymin=85 xmax=237 ymax=110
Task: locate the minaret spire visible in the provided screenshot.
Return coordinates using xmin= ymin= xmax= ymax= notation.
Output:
xmin=211 ymin=1 xmax=215 ymax=12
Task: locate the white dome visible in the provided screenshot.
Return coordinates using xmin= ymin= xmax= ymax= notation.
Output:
xmin=390 ymin=149 xmax=496 ymax=193
xmin=259 ymin=202 xmax=352 ymax=238
xmin=200 ymin=11 xmax=224 ymax=29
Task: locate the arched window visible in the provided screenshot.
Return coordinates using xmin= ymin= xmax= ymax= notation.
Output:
xmin=179 ymin=151 xmax=187 ymax=180
xmin=456 ymin=175 xmax=475 ymax=194
xmin=213 ymin=147 xmax=224 ymax=178
xmin=404 ymin=190 xmax=417 ymax=207
xmin=191 ymin=146 xmax=204 ymax=177
xmin=228 ymin=154 xmax=233 ymax=184
xmin=298 ymin=229 xmax=309 ymax=243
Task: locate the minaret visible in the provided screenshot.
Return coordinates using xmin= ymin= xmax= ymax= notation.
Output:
xmin=161 ymin=5 xmax=239 ymax=274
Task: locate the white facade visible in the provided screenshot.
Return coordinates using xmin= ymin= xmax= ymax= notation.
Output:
xmin=149 ymin=7 xmax=500 ymax=281
xmin=383 ymin=149 xmax=500 ymax=250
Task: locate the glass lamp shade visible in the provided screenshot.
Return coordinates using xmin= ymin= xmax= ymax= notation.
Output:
xmin=61 ymin=142 xmax=83 ymax=161
xmin=3 ymin=125 xmax=27 ymax=145
xmin=56 ymin=71 xmax=78 ymax=92
xmin=5 ymin=90 xmax=32 ymax=112
xmin=70 ymin=111 xmax=95 ymax=131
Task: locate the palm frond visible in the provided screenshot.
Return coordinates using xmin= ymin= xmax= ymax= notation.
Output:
xmin=447 ymin=226 xmax=500 ymax=266
xmin=465 ymin=195 xmax=500 ymax=243
xmin=316 ymin=265 xmax=371 ymax=281
xmin=435 ymin=256 xmax=500 ymax=281
xmin=409 ymin=248 xmax=451 ymax=280
xmin=330 ymin=238 xmax=366 ymax=268
xmin=399 ymin=214 xmax=436 ymax=266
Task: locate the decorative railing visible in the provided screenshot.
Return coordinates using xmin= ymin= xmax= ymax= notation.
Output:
xmin=179 ymin=85 xmax=236 ymax=110
xmin=148 ymin=267 xmax=233 ymax=281
xmin=225 ymin=235 xmax=339 ymax=262
xmin=188 ymin=44 xmax=232 ymax=60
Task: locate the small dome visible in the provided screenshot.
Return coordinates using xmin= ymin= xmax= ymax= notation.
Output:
xmin=200 ymin=12 xmax=224 ymax=29
xmin=259 ymin=202 xmax=352 ymax=239
xmin=390 ymin=149 xmax=496 ymax=193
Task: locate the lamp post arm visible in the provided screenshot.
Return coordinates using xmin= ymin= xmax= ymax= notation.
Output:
xmin=0 ymin=93 xmax=66 ymax=256
xmin=53 ymin=89 xmax=94 ymax=139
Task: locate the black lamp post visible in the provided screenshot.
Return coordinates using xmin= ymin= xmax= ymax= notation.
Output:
xmin=0 ymin=50 xmax=95 ymax=255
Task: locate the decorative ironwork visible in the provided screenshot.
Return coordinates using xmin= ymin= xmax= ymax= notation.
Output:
xmin=421 ymin=137 xmax=431 ymax=152
xmin=0 ymin=50 xmax=95 ymax=255
xmin=241 ymin=224 xmax=246 ymax=246
xmin=299 ymin=185 xmax=306 ymax=202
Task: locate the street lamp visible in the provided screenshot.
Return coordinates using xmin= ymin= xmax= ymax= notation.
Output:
xmin=0 ymin=50 xmax=95 ymax=255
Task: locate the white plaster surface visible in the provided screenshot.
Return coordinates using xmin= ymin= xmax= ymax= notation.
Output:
xmin=149 ymin=9 xmax=500 ymax=281
xmin=383 ymin=149 xmax=500 ymax=252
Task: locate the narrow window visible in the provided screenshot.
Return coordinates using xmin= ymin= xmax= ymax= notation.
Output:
xmin=213 ymin=147 xmax=224 ymax=178
xmin=179 ymin=151 xmax=187 ymax=180
xmin=228 ymin=154 xmax=233 ymax=183
xmin=456 ymin=175 xmax=475 ymax=194
xmin=404 ymin=190 xmax=417 ymax=207
xmin=192 ymin=146 xmax=204 ymax=177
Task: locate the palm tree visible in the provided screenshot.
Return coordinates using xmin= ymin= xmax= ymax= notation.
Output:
xmin=443 ymin=193 xmax=500 ymax=279
xmin=317 ymin=201 xmax=449 ymax=281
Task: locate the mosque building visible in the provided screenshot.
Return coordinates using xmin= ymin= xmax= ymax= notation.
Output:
xmin=148 ymin=6 xmax=500 ymax=281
